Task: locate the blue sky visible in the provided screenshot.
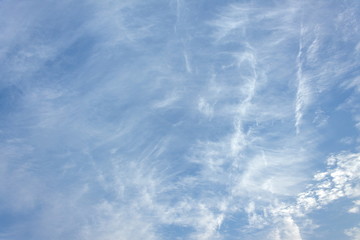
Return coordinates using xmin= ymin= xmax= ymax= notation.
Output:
xmin=0 ymin=0 xmax=360 ymax=239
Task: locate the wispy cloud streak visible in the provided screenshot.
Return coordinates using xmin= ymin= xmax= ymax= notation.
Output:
xmin=0 ymin=0 xmax=359 ymax=239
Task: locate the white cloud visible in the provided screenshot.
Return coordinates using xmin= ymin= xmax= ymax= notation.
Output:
xmin=1 ymin=0 xmax=359 ymax=239
xmin=153 ymin=91 xmax=180 ymax=109
xmin=183 ymin=51 xmax=192 ymax=73
xmin=268 ymin=216 xmax=302 ymax=240
xmin=198 ymin=97 xmax=214 ymax=118
xmin=345 ymin=226 xmax=360 ymax=240
xmin=293 ymin=153 xmax=360 ymax=214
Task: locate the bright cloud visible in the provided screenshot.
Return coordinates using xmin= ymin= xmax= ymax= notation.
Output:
xmin=0 ymin=0 xmax=359 ymax=240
